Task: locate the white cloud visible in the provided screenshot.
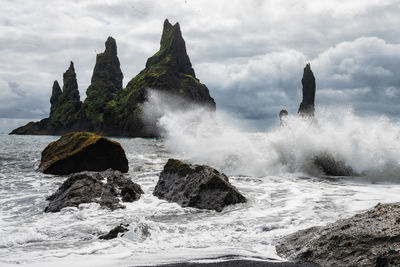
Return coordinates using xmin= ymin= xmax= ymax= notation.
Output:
xmin=0 ymin=0 xmax=400 ymax=132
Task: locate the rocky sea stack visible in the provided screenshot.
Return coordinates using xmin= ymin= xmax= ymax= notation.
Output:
xmin=154 ymin=159 xmax=246 ymax=212
xmin=298 ymin=63 xmax=316 ymax=117
xmin=39 ymin=132 xmax=128 ymax=175
xmin=10 ymin=19 xmax=215 ymax=137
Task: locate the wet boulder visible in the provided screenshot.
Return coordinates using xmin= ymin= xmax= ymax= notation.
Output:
xmin=99 ymin=223 xmax=129 ymax=240
xmin=314 ymin=152 xmax=356 ymax=176
xmin=276 ymin=203 xmax=400 ymax=267
xmin=39 ymin=132 xmax=128 ymax=175
xmin=44 ymin=170 xmax=143 ymax=212
xmin=153 ymin=159 xmax=246 ymax=212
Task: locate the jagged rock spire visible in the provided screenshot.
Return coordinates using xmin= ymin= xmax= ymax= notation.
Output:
xmin=84 ymin=36 xmax=124 ymax=124
xmin=146 ymin=19 xmax=195 ymax=77
xmin=62 ymin=61 xmax=80 ymax=102
xmin=298 ymin=63 xmax=316 ymax=116
xmin=89 ymin=37 xmax=123 ymax=89
xmin=50 ymin=80 xmax=62 ymax=117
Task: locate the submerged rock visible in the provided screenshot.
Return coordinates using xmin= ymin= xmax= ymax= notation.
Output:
xmin=314 ymin=153 xmax=356 ymax=176
xmin=39 ymin=132 xmax=128 ymax=175
xmin=153 ymin=159 xmax=246 ymax=212
xmin=44 ymin=170 xmax=143 ymax=212
xmin=99 ymin=223 xmax=129 ymax=240
xmin=298 ymin=63 xmax=316 ymax=117
xmin=276 ymin=203 xmax=400 ymax=267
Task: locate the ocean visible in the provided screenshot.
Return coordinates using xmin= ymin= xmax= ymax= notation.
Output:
xmin=2 ymin=104 xmax=400 ymax=266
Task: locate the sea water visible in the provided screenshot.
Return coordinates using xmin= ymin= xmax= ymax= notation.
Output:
xmin=2 ymin=98 xmax=400 ymax=266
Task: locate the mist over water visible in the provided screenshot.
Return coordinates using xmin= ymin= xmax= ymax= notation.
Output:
xmin=144 ymin=90 xmax=400 ymax=181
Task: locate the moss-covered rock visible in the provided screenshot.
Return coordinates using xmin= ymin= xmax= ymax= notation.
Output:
xmin=39 ymin=132 xmax=128 ymax=175
xmin=153 ymin=159 xmax=246 ymax=212
xmin=84 ymin=37 xmax=123 ymax=128
xmin=103 ymin=19 xmax=215 ymax=137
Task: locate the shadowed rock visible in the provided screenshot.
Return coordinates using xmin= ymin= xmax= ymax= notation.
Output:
xmin=99 ymin=223 xmax=129 ymax=240
xmin=39 ymin=132 xmax=128 ymax=175
xmin=44 ymin=170 xmax=143 ymax=212
xmin=313 ymin=153 xmax=356 ymax=176
xmin=153 ymin=159 xmax=246 ymax=212
xmin=298 ymin=64 xmax=315 ymax=117
xmin=276 ymin=203 xmax=400 ymax=266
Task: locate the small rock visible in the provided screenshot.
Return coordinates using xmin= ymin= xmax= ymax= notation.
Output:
xmin=44 ymin=170 xmax=143 ymax=212
xmin=153 ymin=159 xmax=246 ymax=212
xmin=99 ymin=224 xmax=129 ymax=240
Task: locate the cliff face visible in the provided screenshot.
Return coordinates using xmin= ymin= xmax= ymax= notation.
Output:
xmin=298 ymin=63 xmax=316 ymax=116
xmin=10 ymin=19 xmax=215 ymax=137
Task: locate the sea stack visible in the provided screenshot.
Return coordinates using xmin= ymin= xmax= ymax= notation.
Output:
xmin=84 ymin=37 xmax=123 ymax=130
xmin=10 ymin=19 xmax=215 ymax=137
xmin=298 ymin=63 xmax=316 ymax=117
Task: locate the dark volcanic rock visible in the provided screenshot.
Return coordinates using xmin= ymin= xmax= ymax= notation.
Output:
xmin=276 ymin=203 xmax=400 ymax=267
xmin=99 ymin=223 xmax=129 ymax=240
xmin=45 ymin=170 xmax=143 ymax=212
xmin=84 ymin=37 xmax=123 ymax=128
xmin=298 ymin=64 xmax=316 ymax=117
xmin=313 ymin=152 xmax=356 ymax=176
xmin=153 ymin=159 xmax=246 ymax=212
xmin=39 ymin=132 xmax=128 ymax=175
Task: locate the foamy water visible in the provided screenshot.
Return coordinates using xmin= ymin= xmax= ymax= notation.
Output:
xmin=2 ymin=98 xmax=400 ymax=266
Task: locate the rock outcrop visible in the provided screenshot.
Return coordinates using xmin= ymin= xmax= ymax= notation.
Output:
xmin=99 ymin=224 xmax=129 ymax=240
xmin=298 ymin=63 xmax=316 ymax=117
xmin=84 ymin=37 xmax=123 ymax=130
xmin=39 ymin=132 xmax=128 ymax=175
xmin=102 ymin=19 xmax=215 ymax=137
xmin=10 ymin=19 xmax=216 ymax=137
xmin=313 ymin=153 xmax=356 ymax=176
xmin=10 ymin=62 xmax=88 ymax=135
xmin=276 ymin=203 xmax=400 ymax=267
xmin=153 ymin=159 xmax=246 ymax=212
xmin=44 ymin=170 xmax=143 ymax=212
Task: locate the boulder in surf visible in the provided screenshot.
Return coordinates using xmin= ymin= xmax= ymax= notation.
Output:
xmin=153 ymin=159 xmax=246 ymax=212
xmin=39 ymin=132 xmax=128 ymax=175
xmin=44 ymin=170 xmax=143 ymax=212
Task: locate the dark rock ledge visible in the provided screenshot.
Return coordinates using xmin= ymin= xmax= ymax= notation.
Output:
xmin=276 ymin=203 xmax=400 ymax=267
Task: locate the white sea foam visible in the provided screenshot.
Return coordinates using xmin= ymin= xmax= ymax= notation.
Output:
xmin=144 ymin=90 xmax=400 ymax=181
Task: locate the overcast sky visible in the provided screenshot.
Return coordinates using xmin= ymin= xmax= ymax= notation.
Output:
xmin=1 ymin=0 xmax=400 ymax=133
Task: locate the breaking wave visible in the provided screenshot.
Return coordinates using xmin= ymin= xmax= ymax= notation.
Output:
xmin=144 ymin=90 xmax=400 ymax=181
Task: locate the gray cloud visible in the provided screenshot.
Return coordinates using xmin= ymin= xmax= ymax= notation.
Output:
xmin=1 ymin=0 xmax=400 ymax=132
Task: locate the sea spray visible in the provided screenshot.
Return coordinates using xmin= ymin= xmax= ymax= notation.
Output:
xmin=143 ymin=90 xmax=400 ymax=181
